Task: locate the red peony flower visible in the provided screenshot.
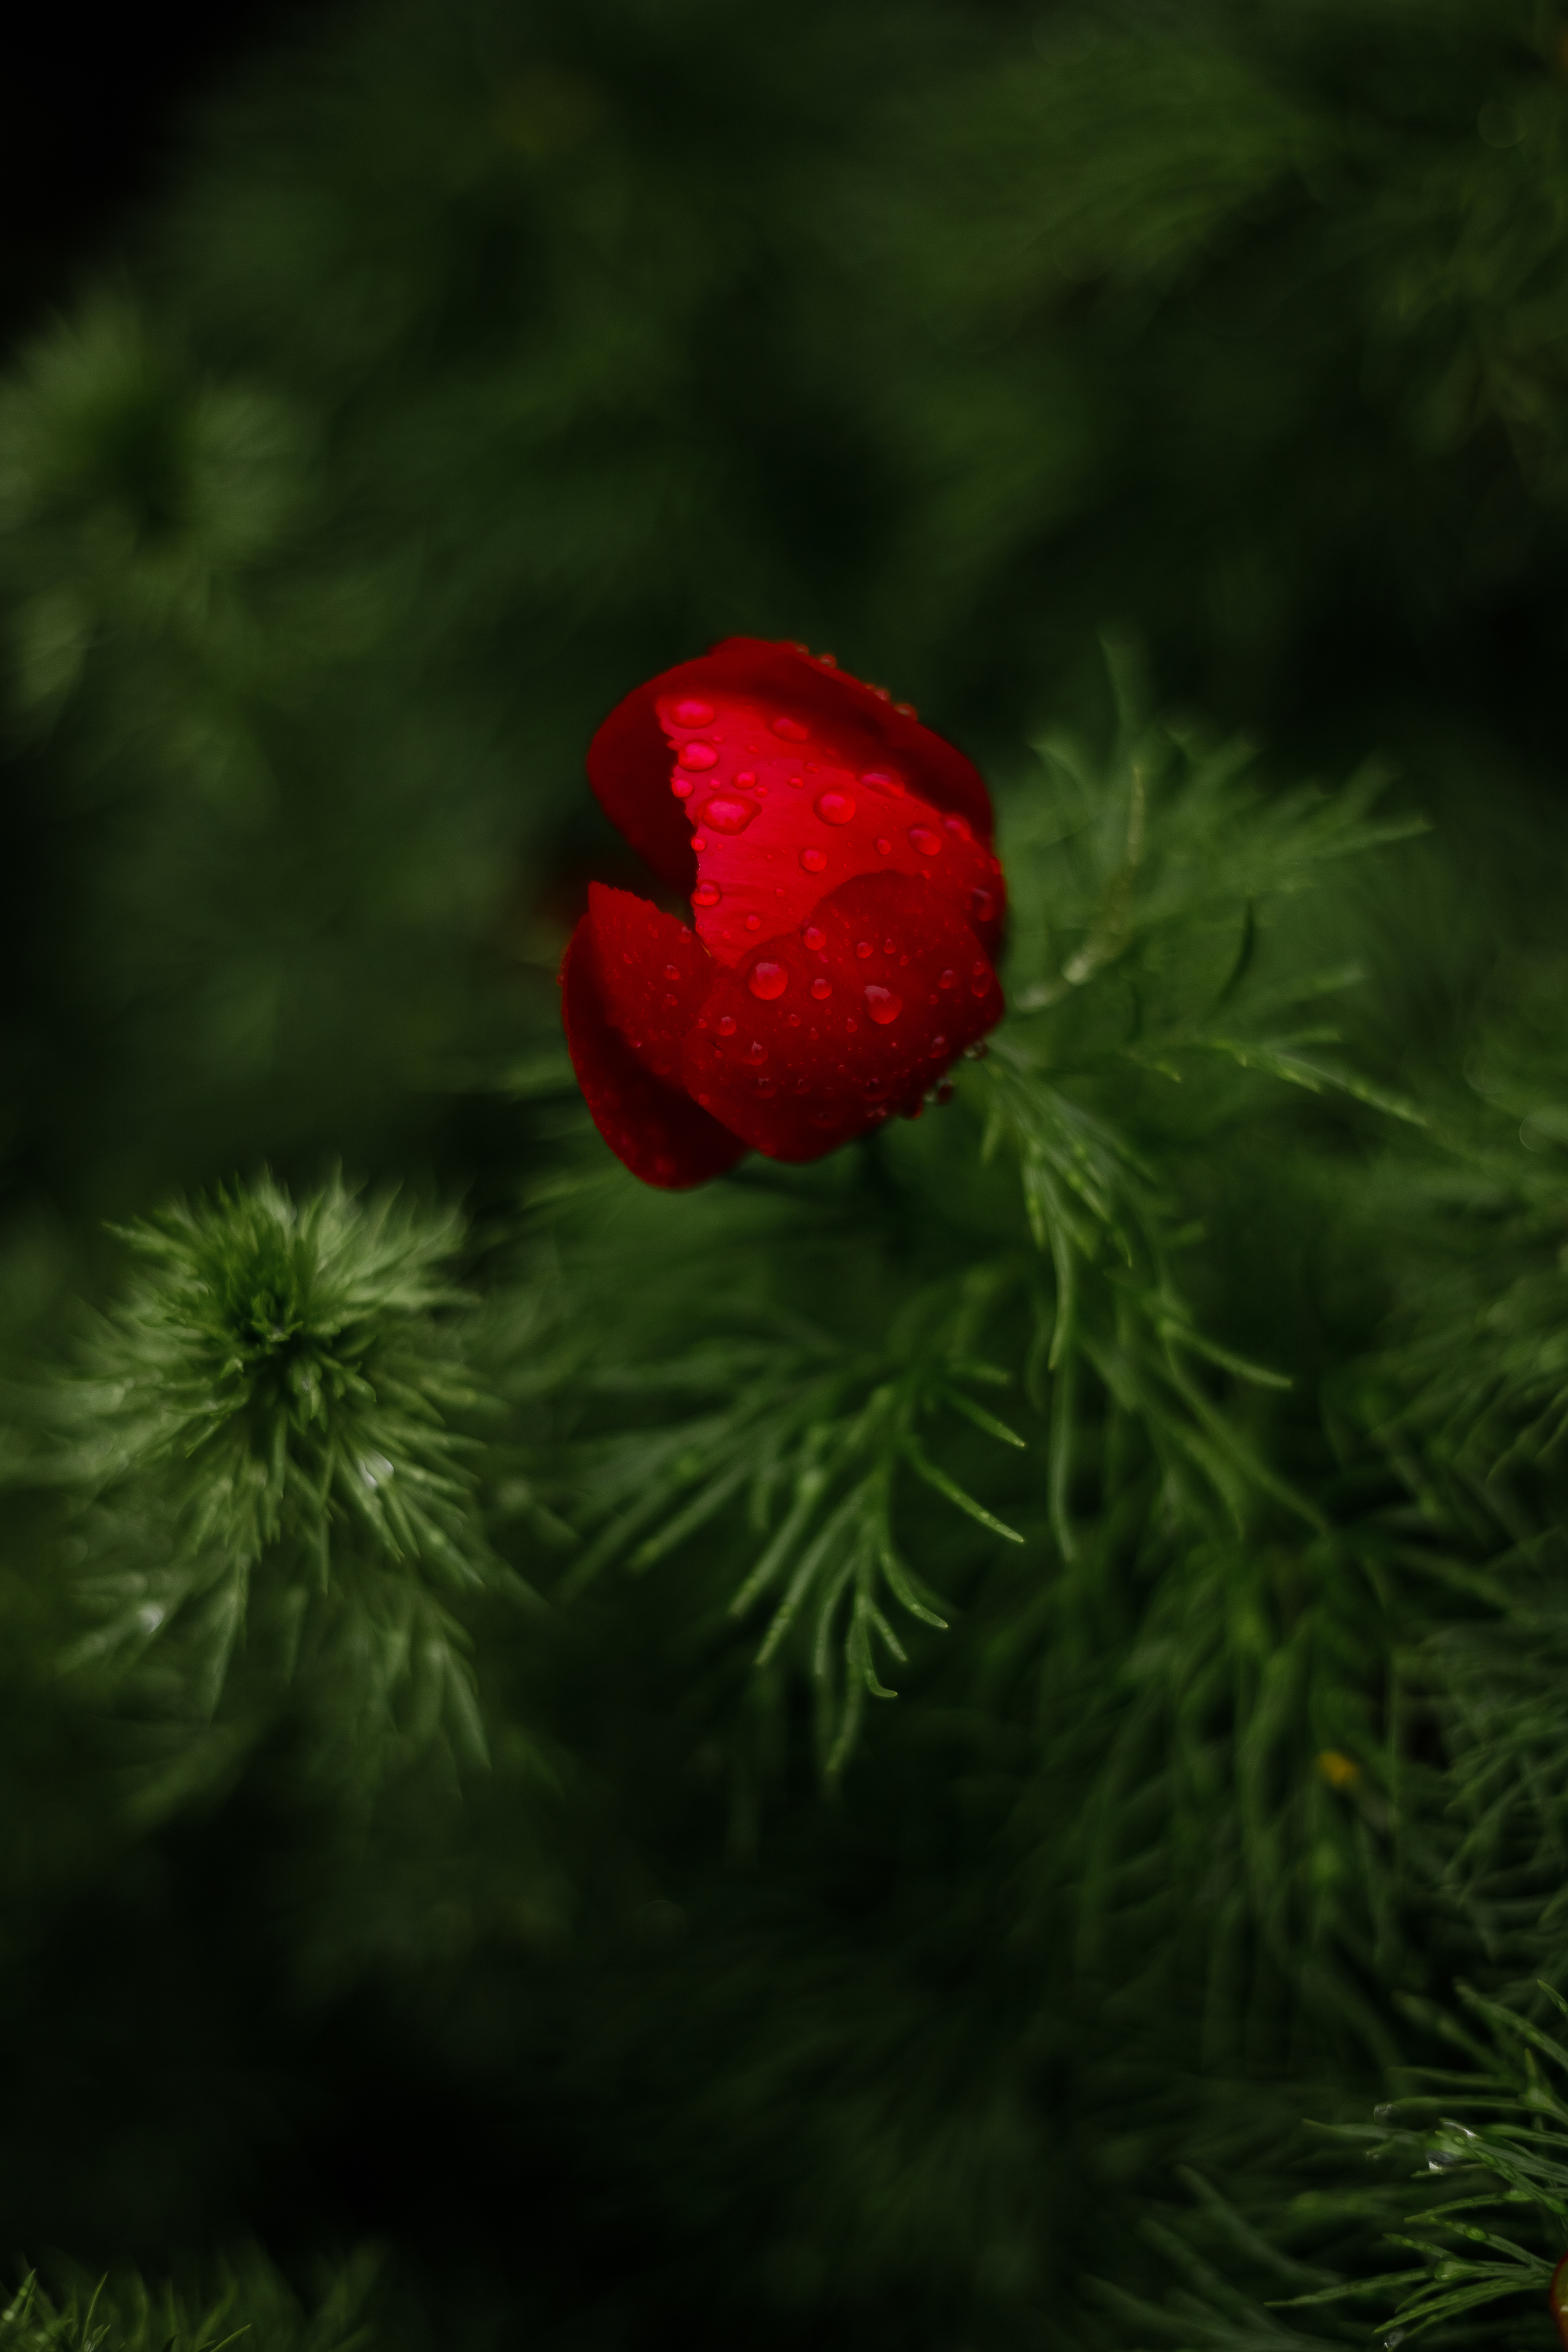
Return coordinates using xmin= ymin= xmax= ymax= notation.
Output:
xmin=560 ymin=638 xmax=1006 ymax=1187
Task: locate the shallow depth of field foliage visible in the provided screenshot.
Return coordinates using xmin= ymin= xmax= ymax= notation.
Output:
xmin=7 ymin=0 xmax=1568 ymax=2345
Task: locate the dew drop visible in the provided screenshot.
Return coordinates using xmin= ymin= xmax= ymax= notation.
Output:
xmin=664 ymin=963 xmax=681 ymax=981
xmin=674 ymin=697 xmax=714 ymax=727
xmin=971 ymin=960 xmax=990 ymax=997
xmin=663 ymin=993 xmax=679 ymax=1010
xmin=754 ymin=1076 xmax=777 ymax=1097
xmin=894 ymin=700 xmax=916 ymax=717
xmin=865 ymin=986 xmax=901 ymax=1024
xmin=943 ymin=813 xmax=972 ymax=841
xmin=875 ymin=837 xmax=892 ymax=854
xmin=855 ymin=939 xmax=874 ymax=959
xmin=808 ymin=1109 xmax=839 ymax=1128
xmin=930 ymin=1079 xmax=955 ymax=1106
xmin=788 ymin=773 xmax=805 ymax=789
xmin=717 ymin=1013 xmax=737 ymax=1037
xmin=787 ymin=1012 xmax=801 ymax=1027
xmin=970 ymin=887 xmax=996 ymax=925
xmin=861 ymin=769 xmax=903 ymax=794
xmin=938 ymin=968 xmax=956 ymax=989
xmin=908 ymin=825 xmax=942 ymax=858
xmin=736 ymin=769 xmax=756 ymax=786
xmin=810 ymin=975 xmax=832 ymax=1001
xmin=864 ymin=1077 xmax=891 ymax=1102
xmin=701 ymin=794 xmax=757 ymax=835
xmin=963 ymin=1040 xmax=988 ymax=1060
xmin=844 ymin=1018 xmax=858 ymax=1034
xmin=744 ymin=1039 xmax=768 ymax=1065
xmin=817 ymin=652 xmax=838 ymax=668
xmin=693 ymin=880 xmax=720 ymax=906
xmin=671 ymin=776 xmax=694 ymax=798
xmin=800 ymin=846 xmax=828 ymax=873
xmin=678 ymin=741 xmax=718 ymax=770
xmin=930 ymin=1033 xmax=948 ymax=1054
xmin=745 ymin=913 xmax=760 ymax=931
xmin=690 ymin=835 xmax=707 ymax=852
xmin=815 ymin=789 xmax=856 ymax=825
xmin=883 ymin=937 xmax=897 ymax=954
xmin=803 ymin=925 xmax=826 ymax=951
xmin=772 ymin=715 xmax=809 ymax=742
xmin=749 ymin=961 xmax=788 ymax=1001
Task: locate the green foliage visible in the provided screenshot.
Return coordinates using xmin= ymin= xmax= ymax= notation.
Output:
xmin=0 ymin=2256 xmax=378 ymax=2352
xmin=6 ymin=0 xmax=1568 ymax=2345
xmin=1109 ymin=1984 xmax=1568 ymax=2351
xmin=39 ymin=1172 xmax=507 ymax=1785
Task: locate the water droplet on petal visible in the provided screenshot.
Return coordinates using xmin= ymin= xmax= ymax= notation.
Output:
xmin=894 ymin=700 xmax=916 ymax=717
xmin=908 ymin=825 xmax=942 ymax=857
xmin=810 ymin=975 xmax=832 ymax=1001
xmin=745 ymin=913 xmax=760 ymax=930
xmin=970 ymin=887 xmax=996 ymax=925
xmin=736 ymin=769 xmax=755 ymax=786
xmin=864 ymin=1077 xmax=891 ymax=1102
xmin=803 ymin=925 xmax=825 ymax=950
xmin=749 ymin=961 xmax=788 ymax=1001
xmin=944 ymin=813 xmax=972 ymax=841
xmin=674 ymin=698 xmax=713 ymax=726
xmin=664 ymin=963 xmax=681 ymax=980
xmin=693 ymin=881 xmax=720 ymax=906
xmin=678 ymin=741 xmax=718 ymax=769
xmin=744 ymin=1039 xmax=767 ymax=1065
xmin=808 ymin=1109 xmax=839 ymax=1128
xmin=883 ymin=937 xmax=897 ymax=954
xmin=772 ymin=715 xmax=809 ymax=741
xmin=701 ymin=795 xmax=757 ymax=834
xmin=938 ymin=968 xmax=956 ymax=989
xmin=865 ymin=986 xmax=901 ymax=1024
xmin=963 ymin=1040 xmax=988 ymax=1060
xmin=671 ymin=776 xmax=694 ymax=798
xmin=800 ymin=847 xmax=828 ymax=873
xmin=754 ymin=1076 xmax=777 ymax=1097
xmin=717 ymin=1013 xmax=737 ymax=1037
xmin=817 ymin=652 xmax=838 ymax=668
xmin=663 ymin=993 xmax=679 ymax=1010
xmin=815 ymin=789 xmax=856 ymax=825
xmin=855 ymin=940 xmax=873 ymax=959
xmin=861 ymin=769 xmax=903 ymax=793
xmin=876 ymin=837 xmax=892 ymax=854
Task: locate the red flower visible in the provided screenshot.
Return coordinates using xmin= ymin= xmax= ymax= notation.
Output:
xmin=561 ymin=638 xmax=1006 ymax=1188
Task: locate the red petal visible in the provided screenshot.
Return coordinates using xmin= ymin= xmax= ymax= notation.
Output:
xmin=561 ymin=914 xmax=746 ymax=1189
xmin=586 ymin=639 xmax=996 ymax=898
xmin=583 ymin=882 xmax=717 ymax=1080
xmin=656 ymin=697 xmax=1005 ymax=972
xmin=679 ymin=872 xmax=1002 ymax=1163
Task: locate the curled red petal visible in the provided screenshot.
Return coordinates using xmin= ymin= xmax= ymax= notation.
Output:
xmin=679 ymin=871 xmax=1002 ymax=1163
xmin=657 ymin=698 xmax=1004 ymax=972
xmin=583 ymin=881 xmax=716 ymax=1080
xmin=560 ymin=913 xmax=746 ymax=1189
xmin=586 ymin=638 xmax=996 ymax=897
